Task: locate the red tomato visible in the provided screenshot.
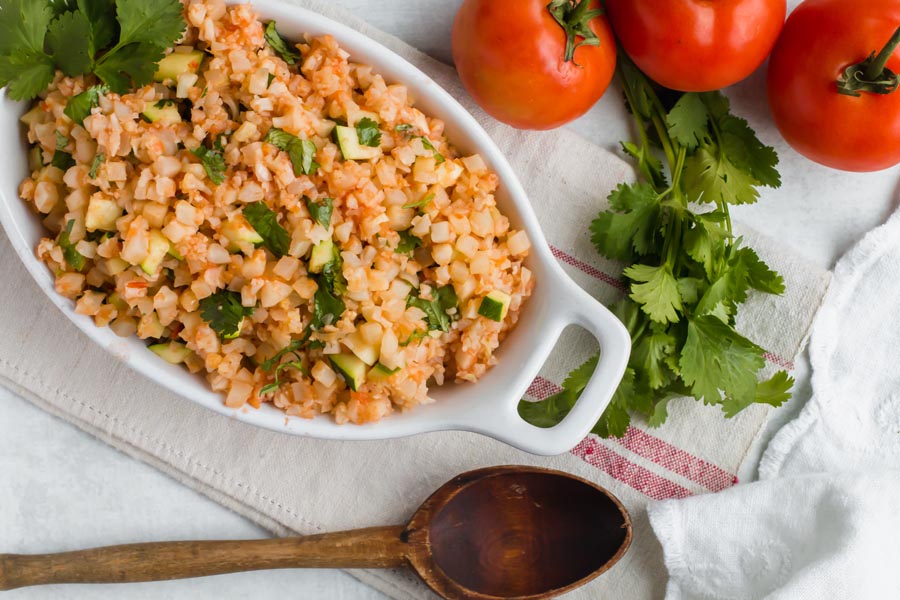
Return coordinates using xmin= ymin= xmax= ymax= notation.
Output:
xmin=605 ymin=0 xmax=786 ymax=92
xmin=451 ymin=0 xmax=616 ymax=130
xmin=767 ymin=0 xmax=900 ymax=172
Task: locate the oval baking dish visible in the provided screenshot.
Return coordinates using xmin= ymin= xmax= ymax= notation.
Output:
xmin=0 ymin=0 xmax=631 ymax=456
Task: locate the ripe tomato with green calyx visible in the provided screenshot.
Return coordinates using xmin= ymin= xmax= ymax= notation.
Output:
xmin=451 ymin=0 xmax=616 ymax=130
xmin=605 ymin=0 xmax=786 ymax=92
xmin=767 ymin=0 xmax=900 ymax=172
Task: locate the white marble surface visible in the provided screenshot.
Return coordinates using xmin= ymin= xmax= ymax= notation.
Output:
xmin=1 ymin=0 xmax=898 ymax=598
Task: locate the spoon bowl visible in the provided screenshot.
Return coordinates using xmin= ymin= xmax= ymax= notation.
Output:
xmin=408 ymin=466 xmax=633 ymax=599
xmin=0 ymin=466 xmax=632 ymax=599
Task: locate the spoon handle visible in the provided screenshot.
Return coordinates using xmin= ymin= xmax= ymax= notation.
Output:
xmin=0 ymin=525 xmax=407 ymax=590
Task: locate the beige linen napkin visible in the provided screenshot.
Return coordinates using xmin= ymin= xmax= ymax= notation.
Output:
xmin=0 ymin=1 xmax=831 ymax=598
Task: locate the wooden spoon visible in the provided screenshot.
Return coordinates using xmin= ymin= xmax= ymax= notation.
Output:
xmin=0 ymin=465 xmax=632 ymax=599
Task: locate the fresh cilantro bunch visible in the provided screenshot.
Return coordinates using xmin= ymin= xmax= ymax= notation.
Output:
xmin=0 ymin=0 xmax=186 ymax=101
xmin=519 ymin=58 xmax=794 ymax=438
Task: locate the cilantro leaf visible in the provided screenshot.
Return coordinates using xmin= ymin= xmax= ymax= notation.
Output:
xmin=51 ymin=132 xmax=75 ymax=170
xmin=0 ymin=0 xmax=53 ymax=55
xmin=199 ymin=290 xmax=255 ymax=340
xmin=88 ymin=152 xmax=104 ymax=178
xmin=305 ymin=196 xmax=333 ymax=229
xmin=735 ymin=247 xmax=785 ymax=295
xmin=407 ymin=285 xmax=458 ymax=333
xmin=394 ymin=123 xmax=413 ymax=132
xmin=402 ymin=193 xmax=434 ymax=211
xmin=94 ymin=41 xmax=165 ymax=94
xmin=243 ymin=202 xmax=290 ymax=258
xmin=321 ymin=246 xmax=347 ymax=297
xmin=631 ymin=329 xmax=678 ymax=390
xmin=264 ymin=21 xmax=300 ymax=64
xmin=518 ymin=354 xmax=599 ymax=429
xmin=683 ymin=145 xmax=763 ymax=205
xmin=420 ymin=136 xmax=445 ymax=164
xmin=591 ymin=182 xmax=661 ymax=261
xmin=396 ymin=229 xmax=422 ymax=254
xmin=46 ymin=10 xmax=93 ymax=77
xmin=191 ymin=145 xmax=226 ymax=185
xmin=355 ymin=117 xmax=382 ymax=148
xmin=624 ymin=264 xmax=682 ymax=324
xmin=666 ymin=92 xmax=708 ymax=151
xmin=263 ymin=128 xmax=319 ymax=176
xmin=113 ymin=0 xmax=185 ymax=48
xmin=0 ymin=52 xmax=55 ymax=101
xmin=311 ymin=279 xmax=346 ymax=329
xmin=680 ymin=315 xmax=765 ymax=407
xmin=64 ymin=84 xmax=107 ymax=126
xmin=77 ymin=0 xmax=118 ymax=53
xmin=722 ymin=370 xmax=793 ymax=418
xmin=59 ymin=219 xmax=86 ymax=271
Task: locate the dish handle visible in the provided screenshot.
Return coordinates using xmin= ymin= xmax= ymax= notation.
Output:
xmin=464 ymin=278 xmax=632 ymax=456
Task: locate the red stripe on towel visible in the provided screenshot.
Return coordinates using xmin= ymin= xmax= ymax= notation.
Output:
xmin=549 ymin=245 xmax=628 ymax=292
xmin=572 ymin=437 xmax=694 ymax=500
xmin=527 ymin=377 xmax=738 ymax=494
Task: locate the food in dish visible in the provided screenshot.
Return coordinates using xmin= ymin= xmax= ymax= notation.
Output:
xmin=15 ymin=0 xmax=534 ymax=424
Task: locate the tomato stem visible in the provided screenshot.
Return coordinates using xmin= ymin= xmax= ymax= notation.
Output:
xmin=866 ymin=26 xmax=900 ymax=81
xmin=836 ymin=25 xmax=900 ymax=97
xmin=546 ymin=0 xmax=604 ymax=64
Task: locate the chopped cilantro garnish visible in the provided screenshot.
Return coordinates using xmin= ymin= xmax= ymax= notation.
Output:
xmin=305 ymin=196 xmax=333 ymax=229
xmin=58 ymin=219 xmax=85 ymax=271
xmin=191 ymin=144 xmax=226 ymax=185
xmin=64 ymin=84 xmax=108 ymax=126
xmin=243 ymin=202 xmax=290 ymax=258
xmin=263 ymin=127 xmax=319 ymax=176
xmin=88 ymin=152 xmax=105 ymax=179
xmin=420 ymin=137 xmax=445 ymax=164
xmin=264 ymin=21 xmax=301 ymax=65
xmin=311 ymin=279 xmax=346 ymax=329
xmin=199 ymin=290 xmax=255 ymax=340
xmin=50 ymin=131 xmax=75 ymax=170
xmin=407 ymin=285 xmax=458 ymax=333
xmin=394 ymin=123 xmax=413 ymax=132
xmin=355 ymin=117 xmax=382 ymax=148
xmin=402 ymin=193 xmax=434 ymax=211
xmin=396 ymin=229 xmax=422 ymax=254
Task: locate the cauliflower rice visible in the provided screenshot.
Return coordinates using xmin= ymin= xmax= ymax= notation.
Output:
xmin=16 ymin=0 xmax=534 ymax=424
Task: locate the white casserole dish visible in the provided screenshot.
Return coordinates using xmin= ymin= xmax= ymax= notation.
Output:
xmin=0 ymin=0 xmax=631 ymax=456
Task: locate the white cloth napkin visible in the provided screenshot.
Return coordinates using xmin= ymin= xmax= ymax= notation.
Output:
xmin=0 ymin=1 xmax=831 ymax=598
xmin=648 ymin=207 xmax=900 ymax=599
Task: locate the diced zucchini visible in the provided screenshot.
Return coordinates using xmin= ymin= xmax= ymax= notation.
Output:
xmin=308 ymin=239 xmax=334 ymax=273
xmin=334 ymin=125 xmax=381 ymax=161
xmin=108 ymin=292 xmax=128 ymax=311
xmin=167 ymin=245 xmax=184 ymax=261
xmin=149 ymin=341 xmax=193 ymax=364
xmin=29 ymin=145 xmax=44 ymax=171
xmin=142 ymin=101 xmax=182 ymax=125
xmin=154 ymin=50 xmax=205 ymax=82
xmin=85 ymin=196 xmax=122 ymax=232
xmin=222 ymin=216 xmax=263 ymax=251
xmin=342 ymin=332 xmax=379 ymax=366
xmin=368 ymin=362 xmax=400 ymax=383
xmin=478 ymin=290 xmax=511 ymax=322
xmin=105 ymin=258 xmax=129 ymax=276
xmin=141 ymin=230 xmax=171 ymax=275
xmin=329 ymin=353 xmax=367 ymax=391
